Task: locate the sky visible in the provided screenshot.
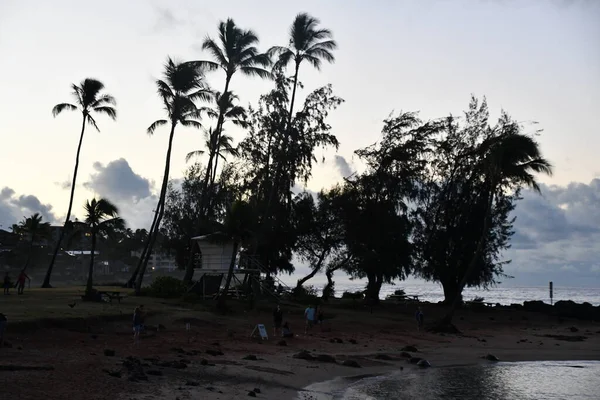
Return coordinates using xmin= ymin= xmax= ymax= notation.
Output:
xmin=0 ymin=0 xmax=599 ymax=287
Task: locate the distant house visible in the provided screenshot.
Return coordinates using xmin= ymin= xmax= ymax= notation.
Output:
xmin=131 ymin=250 xmax=178 ymax=272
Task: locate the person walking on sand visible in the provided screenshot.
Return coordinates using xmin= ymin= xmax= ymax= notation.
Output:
xmin=133 ymin=306 xmax=143 ymax=345
xmin=273 ymin=304 xmax=283 ymax=337
xmin=304 ymin=304 xmax=316 ymax=335
xmin=15 ymin=270 xmax=30 ymax=295
xmin=415 ymin=306 xmax=424 ymax=331
xmin=3 ymin=272 xmax=11 ymax=295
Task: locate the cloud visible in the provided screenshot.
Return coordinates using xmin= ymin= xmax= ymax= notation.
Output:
xmin=505 ymin=178 xmax=600 ymax=285
xmin=333 ymin=155 xmax=354 ymax=178
xmin=84 ymin=159 xmax=152 ymax=202
xmin=54 ymin=179 xmax=71 ymax=190
xmin=83 ymin=158 xmax=156 ymax=229
xmin=0 ymin=187 xmax=57 ymax=228
xmin=152 ymin=7 xmax=183 ymax=32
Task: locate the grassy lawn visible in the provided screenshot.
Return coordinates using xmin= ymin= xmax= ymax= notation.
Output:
xmin=0 ymin=286 xmax=182 ymax=322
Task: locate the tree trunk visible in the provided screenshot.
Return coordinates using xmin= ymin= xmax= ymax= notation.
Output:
xmin=218 ymin=240 xmax=239 ymax=310
xmin=365 ymin=272 xmax=383 ymax=304
xmin=441 ymin=278 xmax=461 ymax=305
xmin=182 ymin=240 xmax=197 ymax=285
xmin=43 ymin=114 xmax=87 ymax=288
xmin=23 ymin=234 xmax=36 ymax=271
xmin=135 ymin=122 xmax=177 ymax=294
xmin=321 ymin=266 xmax=338 ymax=300
xmin=264 ymin=61 xmax=301 ymax=221
xmin=201 ymin=77 xmax=231 ymax=216
xmin=441 ymin=186 xmax=496 ymax=325
xmin=295 ymin=252 xmax=326 ymax=290
xmin=85 ymin=231 xmax=97 ymax=296
xmin=126 ymin=202 xmax=162 ymax=288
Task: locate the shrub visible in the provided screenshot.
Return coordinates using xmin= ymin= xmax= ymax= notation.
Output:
xmin=292 ymin=285 xmax=320 ymax=303
xmin=342 ymin=291 xmax=364 ymax=300
xmin=147 ymin=276 xmax=186 ymax=298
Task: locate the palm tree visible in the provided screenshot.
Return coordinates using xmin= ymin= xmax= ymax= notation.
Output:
xmin=269 ymin=13 xmax=337 ymax=132
xmin=42 ymin=78 xmax=117 ymax=288
xmin=441 ymin=128 xmax=552 ymax=326
xmin=80 ymin=198 xmax=124 ymax=297
xmin=186 ymin=91 xmax=246 ymax=186
xmin=13 ymin=213 xmax=51 ymax=271
xmin=266 ymin=13 xmax=336 ymax=205
xmin=211 ymin=200 xmax=255 ymax=309
xmin=192 ymin=18 xmax=271 ymax=211
xmin=133 ymin=58 xmax=211 ymax=295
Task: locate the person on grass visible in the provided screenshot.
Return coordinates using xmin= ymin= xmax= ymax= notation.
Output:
xmin=282 ymin=322 xmax=294 ymax=338
xmin=133 ymin=306 xmax=143 ymax=344
xmin=415 ymin=307 xmax=424 ymax=331
xmin=273 ymin=304 xmax=283 ymax=337
xmin=304 ymin=304 xmax=316 ymax=334
xmin=3 ymin=272 xmax=10 ymax=295
xmin=16 ymin=270 xmax=30 ymax=295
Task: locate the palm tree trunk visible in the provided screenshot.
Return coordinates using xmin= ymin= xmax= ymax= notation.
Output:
xmin=201 ymin=78 xmax=231 ymax=216
xmin=441 ymin=185 xmax=496 ymax=325
xmin=23 ymin=234 xmax=36 ymax=271
xmin=182 ymin=240 xmax=197 ymax=285
xmin=85 ymin=231 xmax=97 ymax=296
xmin=43 ymin=114 xmax=87 ymax=288
xmin=126 ymin=201 xmax=162 ymax=288
xmin=135 ymin=122 xmax=176 ymax=294
xmin=218 ymin=239 xmax=239 ymax=310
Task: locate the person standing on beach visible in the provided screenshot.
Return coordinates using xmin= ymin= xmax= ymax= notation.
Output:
xmin=133 ymin=306 xmax=143 ymax=345
xmin=273 ymin=304 xmax=283 ymax=337
xmin=3 ymin=272 xmax=10 ymax=295
xmin=304 ymin=304 xmax=316 ymax=334
xmin=15 ymin=270 xmax=30 ymax=295
xmin=415 ymin=307 xmax=424 ymax=331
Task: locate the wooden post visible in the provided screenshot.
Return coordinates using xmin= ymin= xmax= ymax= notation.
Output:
xmin=549 ymin=281 xmax=553 ymax=305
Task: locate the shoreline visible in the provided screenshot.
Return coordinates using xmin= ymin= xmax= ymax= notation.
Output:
xmin=2 ymin=289 xmax=600 ymax=399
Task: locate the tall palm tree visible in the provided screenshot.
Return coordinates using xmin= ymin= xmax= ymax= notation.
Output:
xmin=441 ymin=129 xmax=552 ymax=326
xmin=133 ymin=58 xmax=211 ymax=294
xmin=13 ymin=213 xmax=51 ymax=271
xmin=43 ymin=79 xmax=117 ymax=288
xmin=269 ymin=13 xmax=337 ymax=132
xmin=192 ymin=18 xmax=271 ymax=211
xmin=266 ymin=13 xmax=336 ymax=205
xmin=80 ymin=198 xmax=124 ymax=297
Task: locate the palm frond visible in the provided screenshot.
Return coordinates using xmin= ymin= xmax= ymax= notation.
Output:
xmin=93 ymin=106 xmax=117 ymax=120
xmin=90 ymin=94 xmax=117 ymax=108
xmin=185 ymin=149 xmax=205 ymax=162
xmin=180 ymin=119 xmax=202 ymax=130
xmin=87 ymin=115 xmax=100 ymax=132
xmin=240 ymin=66 xmax=273 ymax=79
xmin=202 ymin=37 xmax=228 ymax=67
xmin=52 ymin=103 xmax=78 ymax=117
xmin=147 ymin=119 xmax=168 ymax=135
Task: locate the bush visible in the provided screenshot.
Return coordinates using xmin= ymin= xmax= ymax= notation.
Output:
xmin=147 ymin=276 xmax=186 ymax=298
xmin=291 ymin=285 xmax=320 ymax=303
xmin=342 ymin=291 xmax=364 ymax=300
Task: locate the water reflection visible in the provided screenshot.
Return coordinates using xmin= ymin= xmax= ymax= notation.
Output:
xmin=339 ymin=361 xmax=600 ymax=400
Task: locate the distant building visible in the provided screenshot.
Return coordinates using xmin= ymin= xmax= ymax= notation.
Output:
xmin=131 ymin=250 xmax=178 ymax=272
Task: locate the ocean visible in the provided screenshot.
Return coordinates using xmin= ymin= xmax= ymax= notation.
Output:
xmin=278 ymin=277 xmax=600 ymax=306
xmin=302 ymin=361 xmax=600 ymax=400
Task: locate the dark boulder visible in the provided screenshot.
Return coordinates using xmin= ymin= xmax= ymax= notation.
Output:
xmin=316 ymin=354 xmax=336 ymax=363
xmin=417 ymin=359 xmax=431 ymax=368
xmin=342 ymin=360 xmax=361 ymax=368
xmin=484 ymin=354 xmax=499 ymax=361
xmin=293 ymin=350 xmax=314 ymax=360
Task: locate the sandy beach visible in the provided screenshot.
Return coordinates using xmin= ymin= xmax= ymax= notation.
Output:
xmin=1 ymin=290 xmax=599 ymax=400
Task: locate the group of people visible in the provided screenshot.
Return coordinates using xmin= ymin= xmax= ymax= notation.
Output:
xmin=272 ymin=303 xmax=326 ymax=338
xmin=3 ymin=270 xmax=31 ymax=295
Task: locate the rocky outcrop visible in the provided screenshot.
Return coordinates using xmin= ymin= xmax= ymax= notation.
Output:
xmin=522 ymin=300 xmax=600 ymax=321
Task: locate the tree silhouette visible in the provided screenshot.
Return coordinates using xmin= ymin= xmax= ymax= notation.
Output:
xmin=132 ymin=58 xmax=210 ymax=294
xmin=80 ymin=198 xmax=124 ymax=297
xmin=43 ymin=78 xmax=116 ymax=288
xmin=12 ymin=213 xmax=51 ymax=271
